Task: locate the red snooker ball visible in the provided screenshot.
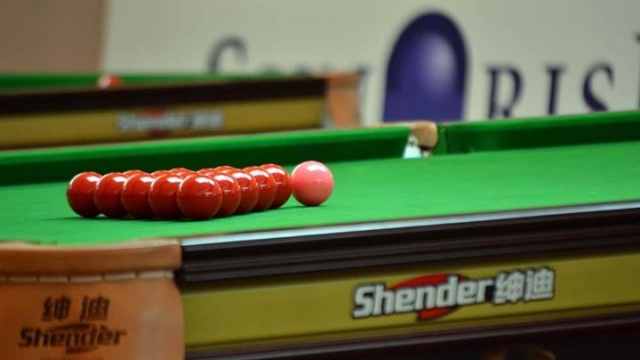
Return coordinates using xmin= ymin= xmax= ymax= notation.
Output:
xmin=260 ymin=164 xmax=293 ymax=209
xmin=214 ymin=165 xmax=238 ymax=173
xmin=197 ymin=168 xmax=218 ymax=177
xmin=67 ymin=171 xmax=102 ymax=218
xmin=169 ymin=168 xmax=195 ymax=178
xmin=204 ymin=171 xmax=241 ymax=216
xmin=177 ymin=175 xmax=223 ymax=220
xmin=226 ymin=170 xmax=259 ymax=214
xmin=244 ymin=166 xmax=276 ymax=211
xmin=97 ymin=74 xmax=123 ymax=89
xmin=291 ymin=161 xmax=334 ymax=206
xmin=123 ymin=169 xmax=148 ymax=177
xmin=94 ymin=172 xmax=129 ymax=218
xmin=148 ymin=174 xmax=184 ymax=219
xmin=121 ymin=173 xmax=156 ymax=219
xmin=151 ymin=170 xmax=171 ymax=177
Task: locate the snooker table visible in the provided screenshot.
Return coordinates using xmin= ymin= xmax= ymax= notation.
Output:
xmin=0 ymin=73 xmax=328 ymax=150
xmin=1 ymin=110 xmax=640 ymax=359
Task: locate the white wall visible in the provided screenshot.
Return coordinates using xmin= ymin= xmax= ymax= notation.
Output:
xmin=103 ymin=0 xmax=640 ymax=124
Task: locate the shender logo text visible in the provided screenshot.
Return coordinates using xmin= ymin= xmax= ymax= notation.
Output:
xmin=19 ymin=323 xmax=127 ymax=354
xmin=352 ymin=267 xmax=555 ymax=320
xmin=18 ymin=295 xmax=127 ymax=355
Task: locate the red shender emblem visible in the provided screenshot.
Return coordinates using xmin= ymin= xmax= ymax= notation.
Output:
xmin=390 ymin=273 xmax=469 ymax=320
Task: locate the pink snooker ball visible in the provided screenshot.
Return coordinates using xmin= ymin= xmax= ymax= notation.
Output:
xmin=291 ymin=161 xmax=334 ymax=206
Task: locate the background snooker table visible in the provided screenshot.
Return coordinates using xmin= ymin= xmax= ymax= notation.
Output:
xmin=0 ymin=72 xmax=332 ymax=150
xmin=2 ymin=111 xmax=640 ymax=359
xmin=0 ymin=73 xmax=290 ymax=92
